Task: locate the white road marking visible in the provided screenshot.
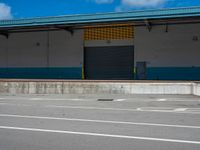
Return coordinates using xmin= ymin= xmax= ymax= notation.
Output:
xmin=140 ymin=107 xmax=174 ymax=110
xmin=157 ymin=99 xmax=167 ymax=102
xmin=0 ymin=103 xmax=30 ymax=107
xmin=162 ymin=99 xmax=200 ymax=102
xmin=70 ymin=99 xmax=85 ymax=101
xmin=0 ymin=126 xmax=199 ymax=144
xmin=29 ymin=98 xmax=88 ymax=101
xmin=46 ymin=105 xmax=200 ymax=114
xmin=0 ymin=97 xmax=88 ymax=101
xmin=174 ymin=108 xmax=188 ymax=112
xmin=0 ymin=114 xmax=199 ymax=129
xmin=188 ymin=108 xmax=200 ymax=111
xmin=46 ymin=105 xmax=173 ymax=112
xmin=30 ymin=98 xmax=44 ymax=100
xmin=0 ymin=97 xmax=199 ymax=102
xmin=115 ymin=99 xmax=126 ymax=102
xmin=0 ymin=102 xmax=12 ymax=105
xmin=0 ymin=102 xmax=199 ymax=114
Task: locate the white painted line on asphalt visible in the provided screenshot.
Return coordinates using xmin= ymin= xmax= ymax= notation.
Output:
xmin=30 ymin=98 xmax=44 ymax=100
xmin=70 ymin=99 xmax=86 ymax=101
xmin=157 ymin=99 xmax=167 ymax=102
xmin=174 ymin=108 xmax=188 ymax=112
xmin=188 ymin=108 xmax=200 ymax=111
xmin=0 ymin=126 xmax=200 ymax=144
xmin=28 ymin=98 xmax=89 ymax=101
xmin=0 ymin=103 xmax=30 ymax=107
xmin=115 ymin=99 xmax=126 ymax=102
xmin=0 ymin=103 xmax=12 ymax=105
xmin=1 ymin=97 xmax=199 ymax=102
xmin=0 ymin=98 xmax=90 ymax=101
xmin=46 ymin=105 xmax=172 ymax=112
xmin=140 ymin=107 xmax=174 ymax=110
xmin=0 ymin=114 xmax=199 ymax=129
xmin=0 ymin=102 xmax=199 ymax=114
xmin=161 ymin=100 xmax=200 ymax=102
xmin=46 ymin=105 xmax=154 ymax=112
xmin=46 ymin=105 xmax=200 ymax=114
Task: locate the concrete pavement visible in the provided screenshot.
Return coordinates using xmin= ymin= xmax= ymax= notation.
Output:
xmin=0 ymin=94 xmax=200 ymax=150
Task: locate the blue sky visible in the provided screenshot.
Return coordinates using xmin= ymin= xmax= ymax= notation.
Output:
xmin=0 ymin=0 xmax=200 ymax=20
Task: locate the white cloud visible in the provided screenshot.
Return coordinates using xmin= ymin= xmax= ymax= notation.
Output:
xmin=122 ymin=0 xmax=166 ymax=7
xmin=90 ymin=0 xmax=114 ymax=4
xmin=116 ymin=0 xmax=168 ymax=12
xmin=0 ymin=3 xmax=12 ymax=20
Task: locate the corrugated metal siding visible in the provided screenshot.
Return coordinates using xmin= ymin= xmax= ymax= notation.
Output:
xmin=84 ymin=24 xmax=134 ymax=40
xmin=85 ymin=46 xmax=134 ymax=80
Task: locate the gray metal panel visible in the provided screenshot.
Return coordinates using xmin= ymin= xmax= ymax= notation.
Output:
xmin=85 ymin=46 xmax=134 ymax=80
xmin=136 ymin=62 xmax=147 ymax=80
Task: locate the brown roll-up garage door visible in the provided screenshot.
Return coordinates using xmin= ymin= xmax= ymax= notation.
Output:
xmin=84 ymin=46 xmax=134 ymax=80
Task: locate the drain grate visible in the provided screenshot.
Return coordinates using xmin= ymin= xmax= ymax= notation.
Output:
xmin=97 ymin=99 xmax=114 ymax=102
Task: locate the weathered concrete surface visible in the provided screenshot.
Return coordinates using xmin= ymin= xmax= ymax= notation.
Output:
xmin=0 ymin=80 xmax=198 ymax=96
xmin=28 ymin=82 xmax=63 ymax=94
xmin=193 ymin=82 xmax=200 ymax=96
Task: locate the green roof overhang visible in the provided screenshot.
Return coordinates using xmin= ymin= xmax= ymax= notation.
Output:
xmin=0 ymin=6 xmax=200 ymax=30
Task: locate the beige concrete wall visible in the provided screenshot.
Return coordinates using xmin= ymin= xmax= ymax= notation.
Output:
xmin=0 ymin=30 xmax=84 ymax=68
xmin=0 ymin=81 xmax=194 ymax=95
xmin=49 ymin=30 xmax=84 ymax=67
xmin=135 ymin=23 xmax=200 ymax=67
xmin=7 ymin=32 xmax=47 ymax=67
xmin=193 ymin=83 xmax=200 ymax=96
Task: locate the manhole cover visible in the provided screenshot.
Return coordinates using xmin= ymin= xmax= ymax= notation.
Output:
xmin=97 ymin=99 xmax=114 ymax=101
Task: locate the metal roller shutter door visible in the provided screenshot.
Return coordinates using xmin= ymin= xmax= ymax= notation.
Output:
xmin=84 ymin=46 xmax=134 ymax=80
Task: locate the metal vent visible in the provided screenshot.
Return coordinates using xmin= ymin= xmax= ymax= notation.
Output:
xmin=84 ymin=24 xmax=134 ymax=40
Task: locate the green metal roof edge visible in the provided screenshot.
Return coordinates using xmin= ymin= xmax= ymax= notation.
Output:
xmin=1 ymin=6 xmax=200 ymax=28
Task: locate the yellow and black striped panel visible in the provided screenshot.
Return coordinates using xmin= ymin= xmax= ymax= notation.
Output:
xmin=84 ymin=24 xmax=134 ymax=40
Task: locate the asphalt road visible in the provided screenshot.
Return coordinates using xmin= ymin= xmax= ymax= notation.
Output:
xmin=0 ymin=94 xmax=200 ymax=150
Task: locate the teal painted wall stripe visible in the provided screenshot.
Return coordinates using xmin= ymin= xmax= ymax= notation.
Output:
xmin=147 ymin=67 xmax=200 ymax=80
xmin=1 ymin=67 xmax=200 ymax=80
xmin=0 ymin=67 xmax=82 ymax=79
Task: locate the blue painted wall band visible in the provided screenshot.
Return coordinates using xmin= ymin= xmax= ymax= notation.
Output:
xmin=147 ymin=67 xmax=200 ymax=80
xmin=0 ymin=67 xmax=82 ymax=79
xmin=0 ymin=67 xmax=200 ymax=80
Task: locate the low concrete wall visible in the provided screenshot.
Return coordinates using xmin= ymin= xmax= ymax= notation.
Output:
xmin=0 ymin=80 xmax=198 ymax=95
xmin=193 ymin=82 xmax=200 ymax=96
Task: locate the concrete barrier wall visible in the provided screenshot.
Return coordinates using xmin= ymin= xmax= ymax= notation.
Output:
xmin=0 ymin=81 xmax=198 ymax=95
xmin=193 ymin=82 xmax=200 ymax=96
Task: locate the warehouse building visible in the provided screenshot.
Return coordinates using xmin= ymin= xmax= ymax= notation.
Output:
xmin=0 ymin=7 xmax=200 ymax=80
